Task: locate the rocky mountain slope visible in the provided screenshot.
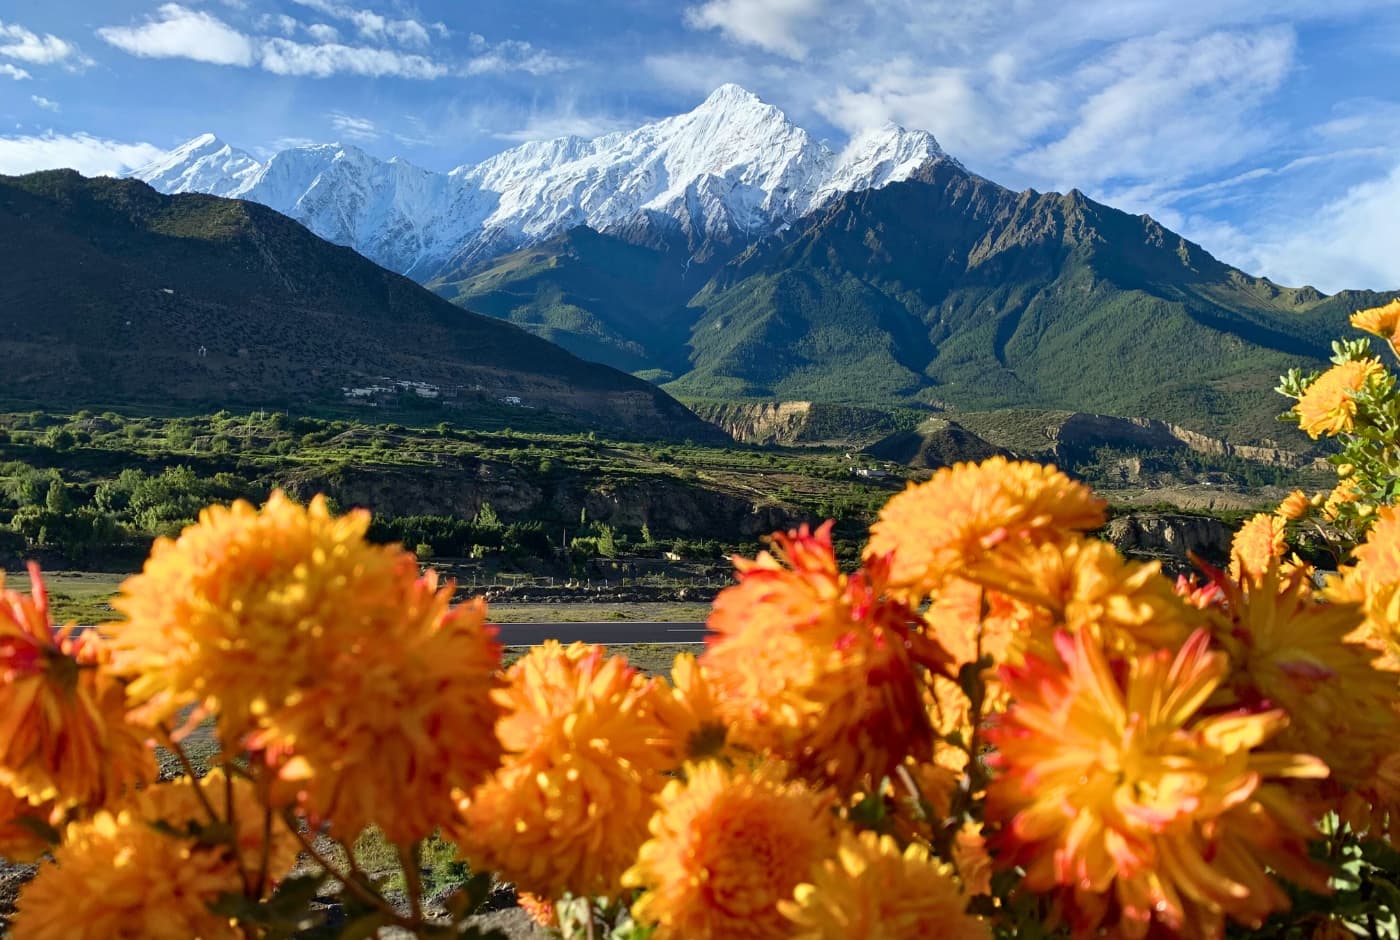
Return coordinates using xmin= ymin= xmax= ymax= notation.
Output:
xmin=0 ymin=171 xmax=724 ymax=441
xmin=131 ymin=85 xmax=948 ymax=280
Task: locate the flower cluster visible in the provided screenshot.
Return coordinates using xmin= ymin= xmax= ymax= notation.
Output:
xmin=5 ymin=325 xmax=1400 ymax=939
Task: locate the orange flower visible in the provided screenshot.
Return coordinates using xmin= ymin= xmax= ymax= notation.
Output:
xmin=1213 ymin=564 xmax=1400 ymax=791
xmin=0 ymin=564 xmax=153 ymax=810
xmin=1351 ymin=299 xmax=1400 ymax=345
xmin=1229 ymin=512 xmax=1289 ymax=582
xmin=782 ymin=828 xmax=989 ymax=940
xmin=704 ymin=522 xmax=945 ymax=792
xmin=1323 ymin=478 xmax=1363 ymax=523
xmin=985 ymin=629 xmax=1328 ymax=939
xmin=107 ymin=492 xmax=421 ymax=740
xmin=867 ymin=457 xmax=1106 ymax=598
xmin=250 ymin=584 xmax=503 ymax=844
xmin=654 ymin=652 xmax=732 ymax=764
xmin=0 ymin=786 xmax=56 ymax=863
xmin=1337 ymin=505 xmax=1400 ymax=666
xmin=10 ymin=770 xmax=296 ymax=940
xmin=968 ymin=536 xmax=1203 ymax=661
xmin=517 ymin=892 xmax=556 ymax=929
xmin=624 ymin=761 xmax=834 ymax=940
xmin=451 ymin=642 xmax=674 ymax=899
xmin=953 ymin=821 xmax=993 ymax=897
xmin=1293 ymin=358 xmax=1386 ymax=438
xmin=1275 ymin=490 xmax=1312 ymax=522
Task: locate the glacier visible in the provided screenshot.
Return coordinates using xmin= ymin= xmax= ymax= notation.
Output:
xmin=130 ymin=84 xmax=954 ymax=280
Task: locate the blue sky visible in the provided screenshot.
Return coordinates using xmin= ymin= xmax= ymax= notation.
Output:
xmin=3 ymin=0 xmax=1400 ymax=292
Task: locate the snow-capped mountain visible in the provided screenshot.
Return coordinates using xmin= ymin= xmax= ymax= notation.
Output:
xmin=130 ymin=84 xmax=953 ymax=279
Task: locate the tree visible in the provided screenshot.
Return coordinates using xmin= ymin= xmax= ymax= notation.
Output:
xmin=45 ymin=480 xmax=71 ymax=514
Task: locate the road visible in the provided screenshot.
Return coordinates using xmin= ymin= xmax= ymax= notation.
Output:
xmin=495 ymin=621 xmax=708 ymax=646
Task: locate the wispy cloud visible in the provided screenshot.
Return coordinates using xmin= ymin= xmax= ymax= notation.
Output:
xmin=0 ymin=63 xmax=29 ymax=80
xmin=30 ymin=94 xmax=59 ymax=112
xmin=464 ymin=35 xmax=570 ymax=76
xmin=328 ymin=111 xmax=378 ymax=141
xmin=0 ymin=19 xmax=90 ymax=69
xmin=290 ymin=0 xmax=440 ymax=47
xmin=684 ymin=0 xmax=826 ymax=60
xmin=258 ymin=38 xmax=447 ymax=78
xmin=0 ymin=131 xmax=164 ymax=177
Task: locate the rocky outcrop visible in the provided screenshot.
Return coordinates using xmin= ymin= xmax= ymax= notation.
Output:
xmin=1101 ymin=512 xmax=1233 ymax=569
xmin=1045 ymin=413 xmax=1315 ymax=468
xmin=863 ymin=419 xmax=1008 ymax=469
xmin=689 ymin=400 xmax=918 ymax=446
xmin=277 ymin=458 xmax=806 ymax=539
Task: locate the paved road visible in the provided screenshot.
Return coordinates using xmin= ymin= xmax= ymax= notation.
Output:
xmin=495 ymin=621 xmax=708 ymax=646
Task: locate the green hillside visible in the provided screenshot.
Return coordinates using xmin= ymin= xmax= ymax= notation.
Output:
xmin=0 ymin=171 xmax=725 ymax=442
xmin=440 ymin=163 xmax=1399 ymax=444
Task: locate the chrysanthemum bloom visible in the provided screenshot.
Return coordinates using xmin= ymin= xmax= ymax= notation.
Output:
xmin=781 ymin=829 xmax=989 ymax=940
xmin=1275 ymin=490 xmax=1312 ymax=522
xmin=451 ymin=642 xmax=674 ymax=900
xmin=1229 ymin=512 xmax=1289 ymax=582
xmin=654 ymin=652 xmax=733 ymax=764
xmin=953 ymin=821 xmax=993 ymax=897
xmin=250 ymin=585 xmax=503 ymax=844
xmin=1351 ymin=299 xmax=1400 ymax=346
xmin=517 ymin=892 xmax=556 ymax=929
xmin=0 ymin=564 xmax=154 ymax=809
xmin=968 ymin=536 xmax=1203 ymax=662
xmin=0 ymin=786 xmax=56 ymax=863
xmin=107 ymin=492 xmax=421 ymax=741
xmin=1323 ymin=478 xmax=1363 ymax=523
xmin=10 ymin=770 xmax=297 ymax=940
xmin=624 ymin=761 xmax=834 ymax=940
xmin=866 ymin=457 xmax=1106 ymax=599
xmin=1333 ymin=505 xmax=1400 ymax=666
xmin=1293 ymin=358 xmax=1387 ymax=438
xmin=704 ymin=522 xmax=946 ymax=791
xmin=985 ymin=629 xmax=1328 ymax=939
xmin=1213 ymin=564 xmax=1400 ymax=791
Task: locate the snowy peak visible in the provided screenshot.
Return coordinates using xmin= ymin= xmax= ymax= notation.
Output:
xmin=132 ymin=133 xmax=261 ymax=196
xmin=130 ymin=86 xmax=952 ymax=278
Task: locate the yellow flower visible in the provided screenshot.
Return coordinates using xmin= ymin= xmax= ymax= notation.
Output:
xmin=624 ymin=761 xmax=834 ymax=940
xmin=0 ymin=786 xmax=56 ymax=863
xmin=107 ymin=492 xmax=421 ymax=740
xmin=1275 ymin=489 xmax=1312 ymax=522
xmin=1351 ymin=299 xmax=1400 ymax=344
xmin=704 ymin=522 xmax=945 ymax=792
xmin=250 ymin=584 xmax=503 ymax=844
xmin=866 ymin=457 xmax=1106 ymax=599
xmin=1293 ymin=358 xmax=1386 ymax=438
xmin=1229 ymin=512 xmax=1289 ymax=582
xmin=451 ymin=642 xmax=674 ymax=899
xmin=985 ymin=629 xmax=1328 ymax=939
xmin=653 ymin=652 xmax=733 ymax=763
xmin=1213 ymin=564 xmax=1400 ymax=791
xmin=0 ymin=564 xmax=154 ymax=809
xmin=782 ymin=829 xmax=989 ymax=940
xmin=10 ymin=770 xmax=296 ymax=940
xmin=968 ymin=536 xmax=1203 ymax=662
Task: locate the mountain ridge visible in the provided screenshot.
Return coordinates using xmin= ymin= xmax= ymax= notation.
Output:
xmin=130 ymin=84 xmax=950 ymax=280
xmin=0 ymin=169 xmax=726 ymax=442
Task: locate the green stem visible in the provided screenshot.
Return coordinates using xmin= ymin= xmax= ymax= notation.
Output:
xmin=282 ymin=814 xmax=414 ymax=930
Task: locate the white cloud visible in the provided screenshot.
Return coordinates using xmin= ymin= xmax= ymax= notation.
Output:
xmin=30 ymin=94 xmax=59 ymax=112
xmin=0 ymin=63 xmax=29 ymax=80
xmin=464 ymin=39 xmax=570 ymax=76
xmin=684 ymin=0 xmax=826 ymax=59
xmin=0 ymin=20 xmax=86 ymax=67
xmin=1239 ymin=160 xmax=1400 ymax=292
xmin=98 ymin=4 xmax=256 ymax=67
xmin=0 ymin=131 xmax=164 ymax=177
xmin=328 ymin=111 xmax=378 ymax=141
xmin=493 ymin=110 xmax=635 ymax=142
xmin=289 ymin=0 xmax=439 ymax=47
xmin=306 ymin=23 xmax=339 ymax=43
xmin=258 ymin=13 xmax=300 ymax=37
xmin=258 ymin=37 xmax=447 ymax=78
